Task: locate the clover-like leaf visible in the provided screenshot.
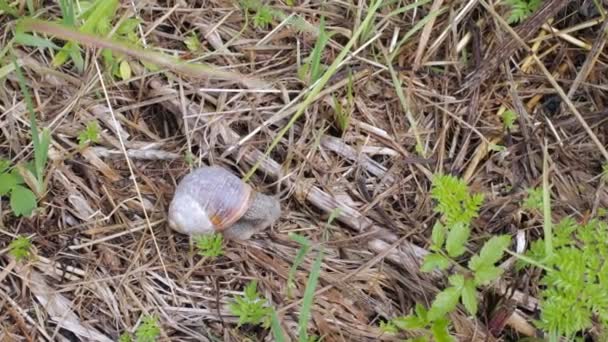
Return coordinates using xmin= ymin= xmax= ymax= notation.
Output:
xmin=10 ymin=185 xmax=37 ymax=217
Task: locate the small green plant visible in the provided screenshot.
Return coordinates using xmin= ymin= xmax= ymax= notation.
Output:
xmin=601 ymin=163 xmax=608 ymax=182
xmin=118 ymin=333 xmax=132 ymax=342
xmin=241 ymin=0 xmax=274 ymax=29
xmin=8 ymin=235 xmax=33 ymax=261
xmin=331 ymin=72 xmax=354 ymax=135
xmin=518 ymin=217 xmax=608 ymax=341
xmin=229 ymin=280 xmax=274 ymax=327
xmin=523 ymin=187 xmax=543 ymax=211
xmin=380 ymin=303 xmax=453 ymax=342
xmin=505 ymin=0 xmax=542 ymax=24
xmin=519 ymin=217 xmax=608 ymax=340
xmin=184 ymin=32 xmax=201 ymax=52
xmin=297 ymin=17 xmax=333 ymax=85
xmin=0 ymin=59 xmax=51 ymax=217
xmin=0 ymin=161 xmax=37 ymax=217
xmin=501 ymin=109 xmax=518 ymax=130
xmin=78 ymin=121 xmax=101 ymax=146
xmin=384 ymin=174 xmax=511 ymax=341
xmin=134 ymin=315 xmax=160 ymax=342
xmin=193 ymin=233 xmax=223 ymax=258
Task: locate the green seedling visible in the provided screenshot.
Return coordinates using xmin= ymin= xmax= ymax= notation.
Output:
xmin=501 ymin=110 xmax=518 ymax=130
xmin=505 ymin=0 xmax=542 ymax=24
xmin=8 ymin=235 xmax=33 ymax=261
xmin=229 ymin=280 xmax=274 ymax=327
xmin=193 ymin=233 xmax=223 ymax=258
xmin=385 ymin=174 xmax=511 ymax=341
xmin=78 ymin=121 xmax=101 ymax=146
xmin=134 ymin=315 xmax=161 ymax=342
xmin=297 ymin=17 xmax=333 ymax=85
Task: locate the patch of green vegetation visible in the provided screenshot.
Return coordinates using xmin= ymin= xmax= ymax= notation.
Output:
xmin=0 ymin=59 xmax=52 ymax=218
xmin=78 ymin=121 xmax=101 ymax=146
xmin=184 ymin=32 xmax=201 ymax=52
xmin=135 ymin=315 xmax=161 ymax=342
xmin=0 ymin=161 xmax=37 ymax=217
xmin=382 ymin=174 xmax=511 ymax=341
xmin=298 ymin=17 xmax=333 ymax=86
xmin=193 ymin=233 xmax=223 ymax=258
xmin=229 ymin=280 xmax=274 ymax=327
xmin=505 ymin=0 xmax=542 ymax=24
xmin=523 ymin=186 xmax=543 ymax=211
xmin=331 ymin=71 xmax=354 ymax=135
xmin=501 ymin=109 xmax=518 ymax=130
xmin=8 ymin=235 xmax=33 ymax=261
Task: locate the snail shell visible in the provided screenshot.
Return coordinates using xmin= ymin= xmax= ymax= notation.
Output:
xmin=168 ymin=166 xmax=254 ymax=235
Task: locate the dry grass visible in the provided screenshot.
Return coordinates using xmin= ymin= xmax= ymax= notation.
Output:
xmin=1 ymin=0 xmax=607 ymax=341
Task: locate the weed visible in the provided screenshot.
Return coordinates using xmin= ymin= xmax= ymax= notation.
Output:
xmin=184 ymin=32 xmax=201 ymax=52
xmin=0 ymin=161 xmax=37 ymax=217
xmin=385 ymin=174 xmax=511 ymax=341
xmin=241 ymin=0 xmax=274 ymax=29
xmin=229 ymin=280 xmax=273 ymax=327
xmin=0 ymin=58 xmax=52 ymax=217
xmin=297 ymin=17 xmax=333 ymax=85
xmin=118 ymin=333 xmax=132 ymax=342
xmin=78 ymin=121 xmax=101 ymax=146
xmin=505 ymin=0 xmax=542 ymax=24
xmin=523 ymin=187 xmax=543 ymax=211
xmin=501 ymin=110 xmax=518 ymax=130
xmin=8 ymin=235 xmax=33 ymax=261
xmin=520 ymin=217 xmax=608 ymax=340
xmin=135 ymin=315 xmax=161 ymax=342
xmin=193 ymin=233 xmax=223 ymax=258
xmin=331 ymin=72 xmax=354 ymax=135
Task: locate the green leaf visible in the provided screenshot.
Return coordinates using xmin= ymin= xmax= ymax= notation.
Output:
xmin=428 ymin=287 xmax=460 ymax=321
xmin=473 ymin=265 xmax=503 ymax=286
xmin=445 ymin=222 xmax=470 ymax=257
xmin=431 ymin=317 xmax=455 ymax=342
xmin=10 ymin=185 xmax=37 ymax=217
xmin=0 ymin=159 xmax=10 ymax=173
xmin=14 ymin=33 xmax=60 ymax=49
xmin=421 ymin=253 xmax=450 ymax=272
xmin=469 ymin=235 xmax=511 ymax=271
xmin=298 ymin=246 xmax=324 ymax=342
xmin=0 ymin=172 xmax=19 ymax=195
xmin=135 ymin=315 xmax=160 ymax=342
xmin=117 ymin=18 xmax=141 ymax=35
xmin=461 ymin=278 xmax=478 ymax=316
xmin=9 ymin=235 xmax=32 ymax=261
xmin=448 ymin=274 xmax=465 ymax=291
xmin=34 ymin=128 xmax=51 ymax=183
xmin=194 ymin=233 xmax=223 ymax=258
xmin=392 ymin=315 xmax=426 ymax=330
xmin=119 ymin=60 xmax=132 ymax=80
xmin=184 ymin=33 xmax=201 ymax=52
xmin=431 ymin=221 xmax=447 ymax=249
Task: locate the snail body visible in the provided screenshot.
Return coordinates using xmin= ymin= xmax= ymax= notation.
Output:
xmin=168 ymin=166 xmax=280 ymax=240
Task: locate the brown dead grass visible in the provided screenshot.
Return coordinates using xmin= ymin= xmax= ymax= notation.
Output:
xmin=1 ymin=0 xmax=608 ymax=341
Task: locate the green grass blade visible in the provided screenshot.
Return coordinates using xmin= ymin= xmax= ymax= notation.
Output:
xmin=59 ymin=0 xmax=76 ymax=26
xmin=18 ymin=18 xmax=269 ymax=89
xmin=14 ymin=33 xmax=60 ymax=49
xmin=270 ymin=310 xmax=286 ymax=342
xmin=287 ymin=233 xmax=312 ymax=298
xmin=298 ymin=246 xmax=324 ymax=342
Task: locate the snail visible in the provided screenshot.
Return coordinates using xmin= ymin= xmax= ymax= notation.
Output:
xmin=168 ymin=166 xmax=281 ymax=240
